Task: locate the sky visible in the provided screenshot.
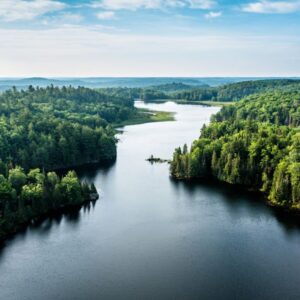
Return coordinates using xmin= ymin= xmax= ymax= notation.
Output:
xmin=0 ymin=0 xmax=299 ymax=77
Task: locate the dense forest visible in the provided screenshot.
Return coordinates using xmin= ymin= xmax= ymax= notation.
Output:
xmin=0 ymin=85 xmax=141 ymax=170
xmin=0 ymin=168 xmax=98 ymax=240
xmin=141 ymin=79 xmax=300 ymax=103
xmin=171 ymin=90 xmax=300 ymax=210
xmin=107 ymin=83 xmax=191 ymax=102
xmin=0 ymin=85 xmax=142 ymax=240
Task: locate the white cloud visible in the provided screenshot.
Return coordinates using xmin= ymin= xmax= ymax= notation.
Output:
xmin=242 ymin=0 xmax=300 ymax=14
xmin=96 ymin=11 xmax=116 ymax=20
xmin=42 ymin=13 xmax=83 ymax=25
xmin=90 ymin=0 xmax=215 ymax=10
xmin=0 ymin=0 xmax=66 ymax=22
xmin=188 ymin=0 xmax=216 ymax=9
xmin=204 ymin=11 xmax=222 ymax=18
xmin=91 ymin=0 xmax=168 ymax=10
xmin=0 ymin=26 xmax=299 ymax=77
xmin=60 ymin=13 xmax=83 ymax=23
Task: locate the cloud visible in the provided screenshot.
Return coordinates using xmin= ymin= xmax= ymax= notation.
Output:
xmin=242 ymin=0 xmax=300 ymax=14
xmin=91 ymin=0 xmax=173 ymax=10
xmin=204 ymin=11 xmax=222 ymax=18
xmin=0 ymin=25 xmax=299 ymax=77
xmin=90 ymin=0 xmax=215 ymax=10
xmin=60 ymin=13 xmax=83 ymax=23
xmin=42 ymin=13 xmax=83 ymax=25
xmin=96 ymin=11 xmax=116 ymax=20
xmin=188 ymin=0 xmax=216 ymax=9
xmin=0 ymin=0 xmax=66 ymax=22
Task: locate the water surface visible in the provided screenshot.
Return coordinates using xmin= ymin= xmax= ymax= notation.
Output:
xmin=1 ymin=101 xmax=300 ymax=300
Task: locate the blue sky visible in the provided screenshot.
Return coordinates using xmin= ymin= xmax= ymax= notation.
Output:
xmin=0 ymin=0 xmax=299 ymax=77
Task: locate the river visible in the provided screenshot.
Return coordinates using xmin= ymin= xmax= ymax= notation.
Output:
xmin=1 ymin=101 xmax=300 ymax=300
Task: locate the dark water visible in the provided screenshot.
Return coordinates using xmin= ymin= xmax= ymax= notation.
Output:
xmin=1 ymin=101 xmax=300 ymax=300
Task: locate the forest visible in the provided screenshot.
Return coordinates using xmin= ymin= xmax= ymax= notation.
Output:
xmin=0 ymin=168 xmax=98 ymax=240
xmin=141 ymin=79 xmax=300 ymax=103
xmin=0 ymin=85 xmax=141 ymax=171
xmin=170 ymin=90 xmax=300 ymax=210
xmin=0 ymin=85 xmax=141 ymax=240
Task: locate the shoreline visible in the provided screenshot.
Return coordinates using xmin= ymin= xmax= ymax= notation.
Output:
xmin=0 ymin=193 xmax=99 ymax=245
xmin=113 ymin=108 xmax=175 ymax=128
xmin=142 ymin=99 xmax=234 ymax=107
xmin=171 ymin=176 xmax=300 ymax=216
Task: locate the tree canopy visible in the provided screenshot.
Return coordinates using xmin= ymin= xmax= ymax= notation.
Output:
xmin=171 ymin=90 xmax=300 ymax=210
xmin=141 ymin=79 xmax=300 ymax=103
xmin=0 ymin=85 xmax=141 ymax=241
xmin=0 ymin=85 xmax=143 ymax=170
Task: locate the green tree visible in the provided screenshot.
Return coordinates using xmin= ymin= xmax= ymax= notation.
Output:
xmin=8 ymin=167 xmax=27 ymax=193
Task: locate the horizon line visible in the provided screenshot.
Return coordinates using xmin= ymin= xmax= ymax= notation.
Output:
xmin=0 ymin=75 xmax=300 ymax=79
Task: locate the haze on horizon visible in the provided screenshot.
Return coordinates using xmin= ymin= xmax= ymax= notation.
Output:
xmin=0 ymin=0 xmax=299 ymax=77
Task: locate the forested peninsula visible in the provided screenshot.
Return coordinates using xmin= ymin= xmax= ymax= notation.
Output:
xmin=0 ymin=85 xmax=156 ymax=241
xmin=171 ymin=90 xmax=300 ymax=211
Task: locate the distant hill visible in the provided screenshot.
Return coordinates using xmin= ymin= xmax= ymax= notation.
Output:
xmin=1 ymin=77 xmax=298 ymax=92
xmin=147 ymin=82 xmax=209 ymax=93
xmin=0 ymin=77 xmax=207 ymax=91
xmin=0 ymin=77 xmax=89 ymax=91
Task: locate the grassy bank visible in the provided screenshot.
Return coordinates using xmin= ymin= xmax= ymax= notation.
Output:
xmin=114 ymin=108 xmax=175 ymax=127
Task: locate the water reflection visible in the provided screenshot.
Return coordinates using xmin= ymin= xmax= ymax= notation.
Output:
xmin=59 ymin=159 xmax=117 ymax=182
xmin=0 ymin=201 xmax=94 ymax=256
xmin=271 ymin=209 xmax=300 ymax=234
xmin=75 ymin=160 xmax=116 ymax=183
xmin=171 ymin=178 xmax=300 ymax=235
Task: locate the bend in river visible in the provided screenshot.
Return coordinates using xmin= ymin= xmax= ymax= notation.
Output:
xmin=1 ymin=101 xmax=300 ymax=300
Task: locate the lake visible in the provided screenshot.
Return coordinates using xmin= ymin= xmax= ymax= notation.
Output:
xmin=1 ymin=101 xmax=300 ymax=300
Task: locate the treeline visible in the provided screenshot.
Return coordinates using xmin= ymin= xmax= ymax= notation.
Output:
xmin=0 ymin=167 xmax=98 ymax=240
xmin=0 ymin=85 xmax=142 ymax=170
xmin=98 ymin=87 xmax=141 ymax=103
xmin=141 ymin=79 xmax=300 ymax=103
xmin=0 ymin=85 xmax=141 ymax=240
xmin=171 ymin=90 xmax=300 ymax=210
xmin=97 ymin=82 xmax=203 ymax=103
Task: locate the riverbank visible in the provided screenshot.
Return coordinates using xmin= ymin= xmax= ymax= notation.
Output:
xmin=172 ymin=175 xmax=300 ymax=215
xmin=0 ymin=195 xmax=99 ymax=244
xmin=114 ymin=108 xmax=175 ymax=127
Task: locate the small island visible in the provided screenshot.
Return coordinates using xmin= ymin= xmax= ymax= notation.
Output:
xmin=146 ymin=155 xmax=170 ymax=164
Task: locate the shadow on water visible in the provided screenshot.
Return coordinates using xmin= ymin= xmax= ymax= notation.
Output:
xmin=0 ymin=200 xmax=97 ymax=264
xmin=56 ymin=159 xmax=116 ymax=181
xmin=74 ymin=159 xmax=117 ymax=182
xmin=170 ymin=178 xmax=300 ymax=234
